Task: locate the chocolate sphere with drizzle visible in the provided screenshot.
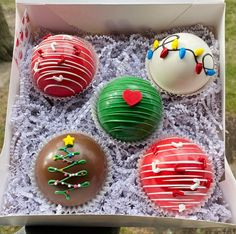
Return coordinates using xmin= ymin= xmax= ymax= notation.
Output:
xmin=146 ymin=33 xmax=216 ymax=95
xmin=139 ymin=137 xmax=214 ymax=215
xmin=31 ymin=34 xmax=97 ymax=98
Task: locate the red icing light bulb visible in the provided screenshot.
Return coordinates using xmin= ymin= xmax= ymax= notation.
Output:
xmin=139 ymin=137 xmax=214 ymax=215
xmin=160 ymin=47 xmax=169 ymax=58
xmin=195 ymin=63 xmax=203 ymax=75
xmin=31 ymin=34 xmax=98 ymax=98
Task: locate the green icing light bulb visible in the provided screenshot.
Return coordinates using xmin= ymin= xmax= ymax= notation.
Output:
xmin=96 ymin=76 xmax=163 ymax=142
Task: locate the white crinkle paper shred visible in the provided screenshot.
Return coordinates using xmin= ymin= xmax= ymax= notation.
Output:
xmin=0 ymin=24 xmax=231 ymax=222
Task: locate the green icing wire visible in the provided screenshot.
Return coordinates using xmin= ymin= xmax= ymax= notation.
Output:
xmin=47 ymin=144 xmax=89 ymax=200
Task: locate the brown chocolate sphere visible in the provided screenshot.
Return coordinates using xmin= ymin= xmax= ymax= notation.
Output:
xmin=35 ymin=133 xmax=107 ymax=206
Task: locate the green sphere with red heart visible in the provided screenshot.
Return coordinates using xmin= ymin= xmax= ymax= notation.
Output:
xmin=96 ymin=76 xmax=163 ymax=142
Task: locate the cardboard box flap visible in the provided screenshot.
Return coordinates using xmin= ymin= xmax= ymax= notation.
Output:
xmin=25 ymin=4 xmax=193 ymax=34
xmin=1 ymin=0 xmax=235 ymax=228
xmin=0 ymin=214 xmax=235 ymax=228
xmin=16 ymin=0 xmax=225 ymax=4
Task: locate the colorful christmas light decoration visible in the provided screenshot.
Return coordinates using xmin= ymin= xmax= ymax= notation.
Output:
xmin=147 ymin=35 xmax=216 ymax=77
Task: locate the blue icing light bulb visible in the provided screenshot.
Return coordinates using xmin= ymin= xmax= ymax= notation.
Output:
xmin=206 ymin=69 xmax=216 ymax=76
xmin=147 ymin=50 xmax=153 ymax=60
xmin=179 ymin=48 xmax=186 ymax=59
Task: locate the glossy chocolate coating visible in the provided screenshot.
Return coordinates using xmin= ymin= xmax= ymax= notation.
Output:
xmin=96 ymin=76 xmax=163 ymax=142
xmin=35 ymin=133 xmax=107 ymax=206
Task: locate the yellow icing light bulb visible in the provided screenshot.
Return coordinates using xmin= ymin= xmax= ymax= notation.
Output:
xmin=194 ymin=48 xmax=204 ymax=56
xmin=153 ymin=40 xmax=159 ymax=49
xmin=171 ymin=38 xmax=178 ymax=50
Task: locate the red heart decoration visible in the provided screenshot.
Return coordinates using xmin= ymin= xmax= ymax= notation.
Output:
xmin=122 ymin=89 xmax=142 ymax=107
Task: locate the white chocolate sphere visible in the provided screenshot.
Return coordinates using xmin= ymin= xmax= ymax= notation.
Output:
xmin=146 ymin=33 xmax=216 ymax=95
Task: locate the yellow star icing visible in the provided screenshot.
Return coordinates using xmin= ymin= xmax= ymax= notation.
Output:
xmin=63 ymin=135 xmax=75 ymax=146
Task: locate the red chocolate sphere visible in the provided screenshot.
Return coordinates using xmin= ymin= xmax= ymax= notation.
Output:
xmin=139 ymin=137 xmax=214 ymax=215
xmin=31 ymin=34 xmax=97 ymax=97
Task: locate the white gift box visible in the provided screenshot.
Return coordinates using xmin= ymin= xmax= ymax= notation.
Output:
xmin=1 ymin=0 xmax=236 ymax=228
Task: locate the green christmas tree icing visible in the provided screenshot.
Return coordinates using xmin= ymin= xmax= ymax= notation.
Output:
xmin=48 ymin=135 xmax=90 ymax=200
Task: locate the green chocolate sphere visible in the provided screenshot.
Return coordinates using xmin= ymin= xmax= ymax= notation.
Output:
xmin=96 ymin=76 xmax=163 ymax=142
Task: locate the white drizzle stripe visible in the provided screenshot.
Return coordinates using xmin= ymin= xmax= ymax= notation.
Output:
xmin=151 ymin=199 xmax=194 ymax=201
xmin=171 ymin=202 xmax=200 ymax=204
xmin=148 ymin=192 xmax=173 ymax=195
xmin=143 ymin=184 xmax=206 ymax=188
xmin=33 ymin=51 xmax=95 ymax=69
xmin=143 ymin=147 xmax=203 ymax=157
xmin=183 ymin=192 xmax=207 ymax=196
xmin=163 ymin=178 xmax=207 ymax=182
xmin=62 ymin=35 xmax=72 ymax=40
xmin=38 ymin=37 xmax=93 ymax=54
xmin=141 ymin=175 xmax=203 ymax=180
xmin=44 ymin=84 xmax=75 ymax=94
xmin=143 ymin=152 xmax=206 ymax=158
xmin=141 ymin=162 xmax=210 ymax=168
xmin=178 ymin=204 xmax=186 ymax=212
xmin=167 ymin=186 xmax=206 ymax=189
xmin=51 ymin=75 xmax=63 ymax=82
xmin=141 ymin=168 xmax=212 ymax=174
xmin=38 ymin=37 xmax=91 ymax=48
xmin=160 ymin=205 xmax=189 ymax=208
xmin=33 ymin=61 xmax=40 ymax=72
xmin=152 ymin=142 xmax=195 ymax=148
xmin=35 ymin=47 xmax=94 ymax=66
xmin=36 ymin=70 xmax=88 ymax=86
xmin=38 ymin=60 xmax=92 ymax=77
xmin=36 ymin=44 xmax=94 ymax=62
xmin=142 ymin=160 xmax=207 ymax=166
xmin=172 ymin=209 xmax=188 ymax=211
xmin=44 ymin=77 xmax=83 ymax=89
xmin=40 ymin=37 xmax=94 ymax=54
xmin=38 ymin=63 xmax=91 ymax=79
xmin=147 ymin=192 xmax=206 ymax=196
xmin=35 ymin=44 xmax=94 ymax=62
xmin=185 ymin=169 xmax=212 ymax=174
xmin=171 ymin=142 xmax=183 ymax=148
xmin=50 ymin=42 xmax=57 ymax=51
